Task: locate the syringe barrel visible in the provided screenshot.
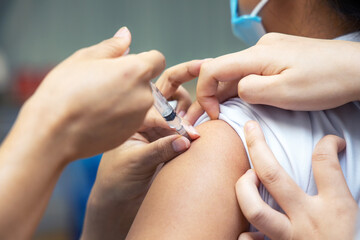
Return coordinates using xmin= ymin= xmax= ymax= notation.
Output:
xmin=150 ymin=82 xmax=174 ymax=117
xmin=150 ymin=82 xmax=190 ymax=139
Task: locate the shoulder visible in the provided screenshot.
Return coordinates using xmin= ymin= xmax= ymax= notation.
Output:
xmin=163 ymin=119 xmax=250 ymax=180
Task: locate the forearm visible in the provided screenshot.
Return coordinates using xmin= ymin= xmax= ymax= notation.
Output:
xmin=339 ymin=40 xmax=360 ymax=102
xmin=0 ymin=100 xmax=70 ymax=239
xmin=127 ymin=120 xmax=250 ymax=239
xmin=81 ymin=187 xmax=143 ymax=240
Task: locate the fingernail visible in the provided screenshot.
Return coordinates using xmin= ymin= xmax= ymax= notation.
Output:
xmin=114 ymin=27 xmax=130 ymax=38
xmin=172 ymin=137 xmax=190 ymax=152
xmin=178 ymin=111 xmax=186 ymax=118
xmin=188 ymin=125 xmax=200 ymax=137
xmin=123 ymin=48 xmax=130 ymax=56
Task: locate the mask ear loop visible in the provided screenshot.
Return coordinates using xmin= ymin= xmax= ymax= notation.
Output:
xmin=250 ymin=0 xmax=269 ymax=17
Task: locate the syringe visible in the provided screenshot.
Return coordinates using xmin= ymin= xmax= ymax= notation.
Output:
xmin=150 ymin=82 xmax=190 ymax=139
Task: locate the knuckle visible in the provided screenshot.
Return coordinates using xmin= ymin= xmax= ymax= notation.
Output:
xmin=198 ymin=62 xmax=216 ymax=84
xmin=146 ymin=50 xmax=166 ymax=70
xmin=167 ymin=74 xmax=183 ymax=90
xmin=73 ymin=47 xmax=90 ymax=58
xmin=258 ymin=32 xmax=282 ymax=44
xmin=246 ymin=205 xmax=267 ymax=224
xmin=122 ymin=54 xmax=137 ymax=66
xmin=244 ymin=133 xmax=257 ymax=149
xmin=150 ymin=49 xmax=166 ymax=63
xmin=335 ymin=200 xmax=357 ymax=214
xmin=137 ymin=60 xmax=152 ymax=75
xmin=99 ymin=39 xmax=123 ymax=54
xmin=161 ymin=68 xmax=171 ymax=80
xmin=238 ymin=80 xmax=252 ymax=102
xmin=200 ymin=62 xmax=212 ymax=75
xmin=186 ymin=61 xmax=199 ymax=78
xmin=312 ymin=151 xmax=332 ymax=162
xmin=156 ymin=141 xmax=172 ymax=161
xmin=259 ymin=167 xmax=282 ymax=186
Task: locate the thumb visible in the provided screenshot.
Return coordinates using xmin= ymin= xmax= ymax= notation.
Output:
xmin=142 ymin=135 xmax=191 ymax=165
xmin=86 ymin=27 xmax=132 ymax=59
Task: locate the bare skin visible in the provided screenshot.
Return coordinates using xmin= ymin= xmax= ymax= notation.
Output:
xmin=124 ymin=0 xmax=357 ymax=239
xmin=193 ymin=34 xmax=360 ymax=121
xmin=0 ymin=27 xmax=165 ymax=239
xmin=237 ymin=122 xmax=358 ymax=240
xmin=239 ymin=0 xmax=353 ymax=39
xmin=127 ymin=120 xmax=250 ymax=239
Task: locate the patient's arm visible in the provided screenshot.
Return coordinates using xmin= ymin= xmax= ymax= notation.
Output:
xmin=126 ymin=120 xmax=250 ymax=239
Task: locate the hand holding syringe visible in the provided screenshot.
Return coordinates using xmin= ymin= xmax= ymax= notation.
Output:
xmin=150 ymin=82 xmax=199 ymax=140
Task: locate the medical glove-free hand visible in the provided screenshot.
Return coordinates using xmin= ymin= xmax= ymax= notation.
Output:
xmin=195 ymin=33 xmax=360 ymax=120
xmin=154 ymin=59 xmax=217 ymax=124
xmin=81 ymin=110 xmax=192 ymax=240
xmin=0 ymin=27 xmax=165 ymax=239
xmin=22 ymin=27 xmax=165 ymax=161
xmin=236 ymin=121 xmax=358 ymax=240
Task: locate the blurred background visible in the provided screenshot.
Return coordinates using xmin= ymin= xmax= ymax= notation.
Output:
xmin=0 ymin=0 xmax=245 ymax=239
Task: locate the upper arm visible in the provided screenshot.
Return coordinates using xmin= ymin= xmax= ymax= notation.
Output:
xmin=127 ymin=120 xmax=250 ymax=240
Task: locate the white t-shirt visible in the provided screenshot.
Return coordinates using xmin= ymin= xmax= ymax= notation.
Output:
xmin=195 ymin=32 xmax=360 ymax=231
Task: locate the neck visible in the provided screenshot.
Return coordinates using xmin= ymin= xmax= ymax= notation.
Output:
xmin=261 ymin=0 xmax=354 ymax=39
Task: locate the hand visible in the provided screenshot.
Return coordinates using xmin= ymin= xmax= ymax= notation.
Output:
xmin=236 ymin=121 xmax=358 ymax=240
xmin=155 ymin=59 xmax=213 ymax=124
xmin=81 ymin=110 xmax=194 ymax=240
xmin=196 ymin=33 xmax=360 ymax=120
xmin=0 ymin=27 xmax=165 ymax=239
xmin=23 ymin=26 xmax=165 ymax=161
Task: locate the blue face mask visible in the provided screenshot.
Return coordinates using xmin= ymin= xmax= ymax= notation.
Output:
xmin=230 ymin=0 xmax=268 ymax=46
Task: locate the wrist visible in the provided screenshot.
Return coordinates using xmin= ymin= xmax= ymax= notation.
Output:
xmin=89 ymin=180 xmax=132 ymax=208
xmin=87 ymin=180 xmax=146 ymax=221
xmin=82 ymin=187 xmax=143 ymax=240
xmin=16 ymin=97 xmax=77 ymax=164
xmin=0 ymin=98 xmax=73 ymax=236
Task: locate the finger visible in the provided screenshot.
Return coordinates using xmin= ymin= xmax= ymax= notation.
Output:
xmin=238 ymin=232 xmax=265 ymax=240
xmin=170 ymin=86 xmax=192 ymax=113
xmin=236 ymin=169 xmax=292 ymax=240
xmin=156 ymin=59 xmax=205 ymax=99
xmin=185 ymin=101 xmax=205 ymax=125
xmin=216 ymin=81 xmax=239 ymax=103
xmin=122 ymin=47 xmax=130 ymax=56
xmin=244 ymin=121 xmax=307 ymax=214
xmin=185 ymin=82 xmax=238 ymax=125
xmin=196 ymin=79 xmax=220 ymax=120
xmin=141 ymin=135 xmax=190 ymax=165
xmin=139 ymin=107 xmax=171 ymax=132
xmin=83 ymin=27 xmax=132 ymax=59
xmin=134 ymin=50 xmax=166 ymax=81
xmin=181 ymin=118 xmax=200 ymax=140
xmin=196 ymin=49 xmax=265 ymax=119
xmin=311 ymin=135 xmax=350 ymax=198
xmin=238 ymin=74 xmax=284 ymax=105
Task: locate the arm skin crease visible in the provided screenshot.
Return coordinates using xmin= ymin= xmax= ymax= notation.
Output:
xmin=126 ymin=120 xmax=251 ymax=240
